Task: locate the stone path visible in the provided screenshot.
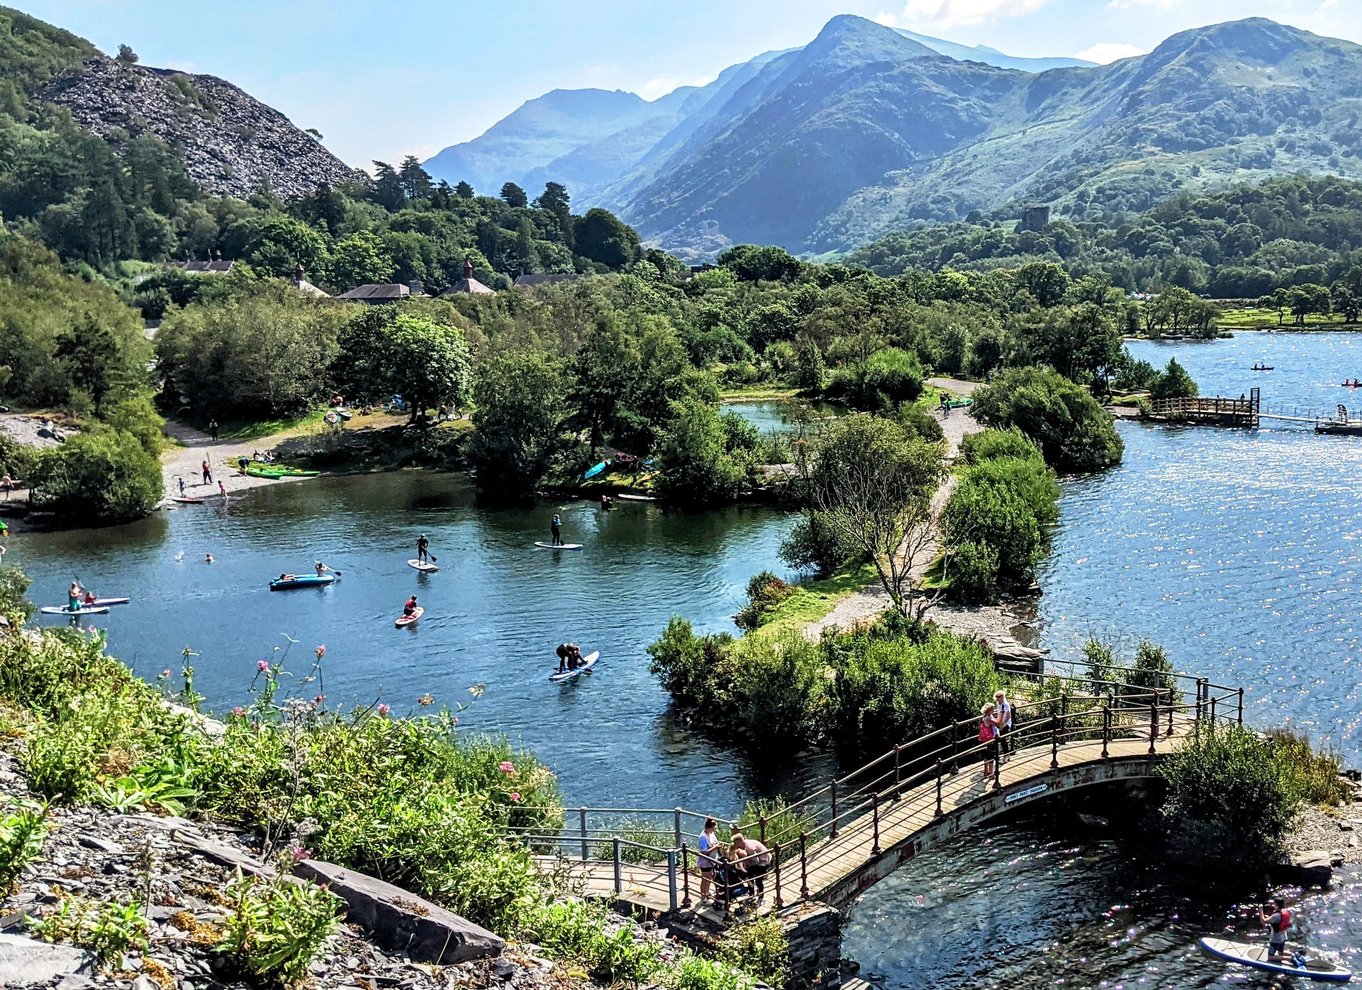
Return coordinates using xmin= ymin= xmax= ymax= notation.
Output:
xmin=159 ymin=420 xmax=309 ymax=502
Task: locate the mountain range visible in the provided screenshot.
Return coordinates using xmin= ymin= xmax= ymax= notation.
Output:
xmin=425 ymin=16 xmax=1362 ymax=259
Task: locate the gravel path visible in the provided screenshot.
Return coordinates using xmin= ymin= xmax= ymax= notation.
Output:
xmin=159 ymin=421 xmax=311 ymax=503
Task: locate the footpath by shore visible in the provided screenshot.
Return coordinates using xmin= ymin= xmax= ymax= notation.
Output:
xmin=804 ymin=377 xmax=1036 ymax=652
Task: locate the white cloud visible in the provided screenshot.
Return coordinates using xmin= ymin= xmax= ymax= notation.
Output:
xmin=1073 ymin=41 xmax=1147 ymax=62
xmin=878 ymin=0 xmax=1053 ymax=29
xmin=1106 ymin=0 xmax=1183 ymax=8
xmin=639 ymin=73 xmax=717 ymax=100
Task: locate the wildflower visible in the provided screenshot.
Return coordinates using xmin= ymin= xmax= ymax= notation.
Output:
xmin=377 ymin=703 xmax=390 ymax=716
xmin=418 ymin=693 xmax=434 ymax=706
xmin=312 ymin=694 xmax=325 ymax=706
xmin=231 ymin=706 xmax=245 ymax=717
xmin=499 ymin=761 xmax=516 ymax=776
xmin=509 ymin=792 xmax=522 ymax=803
xmin=292 ymin=846 xmax=312 ymax=862
xmin=158 ymin=669 xmax=172 ymax=679
xmin=257 ymin=659 xmax=269 ymax=671
xmin=315 ymin=645 xmax=326 ymax=659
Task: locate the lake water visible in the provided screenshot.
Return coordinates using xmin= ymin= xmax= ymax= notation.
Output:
xmin=845 ymin=332 xmax=1362 ymax=988
xmin=9 ymin=337 xmax=1362 ymax=987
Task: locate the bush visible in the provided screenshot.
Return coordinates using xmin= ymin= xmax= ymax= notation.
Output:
xmin=672 ymin=954 xmax=755 ymax=990
xmin=716 ymin=915 xmax=790 ymax=989
xmin=959 ymin=427 xmax=1042 ymax=465
xmin=32 ymin=896 xmax=149 ymax=967
xmin=1148 ymin=358 xmax=1198 ymax=401
xmin=779 ymin=511 xmax=866 ymax=578
xmin=655 ymin=400 xmax=754 ymax=507
xmin=27 ymin=428 xmax=162 ymax=523
xmin=734 ymin=571 xmax=794 ymax=631
xmin=897 ymin=402 xmax=944 ymax=443
xmin=1157 ymin=724 xmax=1302 ymax=866
xmin=0 ymin=798 xmax=45 ymax=891
xmin=1267 ymin=729 xmax=1350 ymax=806
xmin=218 ymin=869 xmax=341 ymax=985
xmin=647 ymin=619 xmax=736 ymax=709
xmin=825 ymin=347 xmax=924 ymax=411
xmin=971 ymin=366 xmax=1123 ymax=472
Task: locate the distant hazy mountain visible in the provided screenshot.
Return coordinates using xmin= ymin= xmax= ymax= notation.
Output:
xmin=428 ymin=15 xmax=1362 ymax=259
xmin=422 ymin=24 xmax=1088 ymax=201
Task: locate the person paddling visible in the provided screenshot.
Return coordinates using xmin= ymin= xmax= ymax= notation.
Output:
xmin=68 ymin=580 xmax=83 ymax=613
xmin=314 ymin=560 xmax=335 ymax=577
xmin=1260 ymin=896 xmax=1292 ymax=961
xmin=550 ymin=513 xmax=563 ymax=547
xmin=403 ymin=595 xmax=418 ymax=617
xmin=417 ymin=534 xmax=430 ymax=564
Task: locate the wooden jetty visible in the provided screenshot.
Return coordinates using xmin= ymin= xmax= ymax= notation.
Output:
xmin=1147 ymin=388 xmax=1259 ymax=426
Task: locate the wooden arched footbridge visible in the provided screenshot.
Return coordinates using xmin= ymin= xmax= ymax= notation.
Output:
xmin=519 ymin=668 xmax=1243 ymax=917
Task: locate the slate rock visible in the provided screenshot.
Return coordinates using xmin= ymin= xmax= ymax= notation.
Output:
xmin=78 ymin=835 xmax=125 ymax=855
xmin=0 ymin=933 xmax=96 ymax=983
xmin=292 ymin=860 xmax=504 ymax=964
xmin=130 ymin=976 xmax=160 ymax=990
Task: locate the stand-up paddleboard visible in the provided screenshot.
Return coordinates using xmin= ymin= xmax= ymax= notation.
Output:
xmin=407 ymin=559 xmax=439 ymax=573
xmin=1199 ymin=938 xmax=1352 ymax=983
xmin=550 ymin=651 xmax=600 ymax=682
xmin=171 ymin=496 xmax=204 ymax=505
xmin=40 ymin=605 xmax=110 ymax=616
xmin=616 ymin=493 xmax=655 ymax=502
xmin=86 ymin=597 xmax=130 ymax=607
xmin=535 ymin=542 xmax=584 ymax=551
xmin=395 ymin=606 xmax=424 ymax=628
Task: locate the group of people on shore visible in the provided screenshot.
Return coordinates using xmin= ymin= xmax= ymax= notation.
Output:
xmin=696 ymin=818 xmax=772 ymax=906
xmin=978 ymin=689 xmax=1014 ymax=779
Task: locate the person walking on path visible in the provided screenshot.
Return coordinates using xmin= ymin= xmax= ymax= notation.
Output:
xmin=177 ymin=477 xmax=186 ymax=497
xmin=697 ymin=818 xmax=722 ymax=904
xmin=218 ymin=479 xmax=227 ymax=498
xmin=1 ymin=474 xmax=11 ymax=500
xmin=201 ymin=459 xmax=212 ymax=485
xmin=208 ymin=419 xmax=219 ymax=441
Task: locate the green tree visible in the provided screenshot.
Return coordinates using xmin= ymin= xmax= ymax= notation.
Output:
xmin=803 ymin=415 xmax=945 ymax=617
xmin=1148 ymin=358 xmax=1198 ymax=401
xmin=28 ymin=428 xmax=161 ymax=524
xmin=328 ymin=231 xmax=396 ymax=289
xmin=500 ymin=182 xmax=528 ymax=208
xmin=971 ymin=366 xmax=1124 ymax=473
xmin=574 ymin=209 xmax=641 ymax=269
xmin=469 ymin=351 xmax=568 ymax=498
xmin=115 ymin=44 xmax=138 ymax=64
xmin=454 ymin=181 xmax=474 ymax=200
xmin=377 ymin=315 xmax=472 ymax=421
xmin=655 ymin=401 xmax=754 ymax=506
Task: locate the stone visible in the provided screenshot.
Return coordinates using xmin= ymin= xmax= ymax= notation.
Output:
xmin=130 ymin=976 xmax=160 ymax=990
xmin=172 ymin=832 xmax=271 ymax=877
xmin=78 ymin=835 xmax=125 ymax=855
xmin=491 ymin=960 xmax=517 ymax=981
xmin=1270 ymin=850 xmax=1333 ymax=887
xmin=293 ymin=860 xmax=504 ymax=964
xmin=0 ymin=933 xmax=96 ymax=983
xmin=56 ymin=976 xmax=96 ymax=990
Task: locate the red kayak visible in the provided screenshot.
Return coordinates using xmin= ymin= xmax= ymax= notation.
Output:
xmin=395 ymin=606 xmax=423 ymax=628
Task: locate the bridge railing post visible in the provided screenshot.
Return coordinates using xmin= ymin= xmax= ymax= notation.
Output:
xmin=1148 ymin=701 xmax=1157 ymax=755
xmin=1166 ymin=687 xmax=1175 ymax=736
xmin=579 ymin=807 xmax=589 ymax=861
xmin=893 ymin=744 xmax=903 ymax=800
xmin=613 ymin=837 xmax=622 ymax=894
xmin=799 ymin=832 xmax=809 ymax=901
xmin=1060 ymin=691 xmax=1068 ymax=720
xmin=1237 ymin=687 xmax=1244 ymax=726
xmin=992 ymin=737 xmax=1001 ymax=790
xmin=1101 ymin=705 xmax=1110 ymax=759
xmin=950 ymin=731 xmax=960 ymax=774
xmin=935 ymin=758 xmax=944 ymax=816
xmin=871 ymin=793 xmax=881 ymax=856
xmin=1210 ymin=695 xmax=1217 ymax=724
xmin=772 ymin=842 xmax=783 ymax=908
xmin=674 ymin=807 xmax=683 ymax=849
xmin=830 ymin=779 xmax=838 ymax=838
xmin=666 ymin=849 xmax=678 ymax=912
xmin=759 ymin=815 xmax=767 ymax=845
xmin=1050 ymin=714 xmax=1059 ymax=770
xmin=1195 ymin=681 xmax=1204 ymax=724
xmin=722 ymin=854 xmax=732 ymax=916
xmin=681 ymin=842 xmax=691 ymax=908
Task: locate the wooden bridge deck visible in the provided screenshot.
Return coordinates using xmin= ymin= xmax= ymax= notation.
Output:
xmin=555 ymin=724 xmax=1188 ymax=917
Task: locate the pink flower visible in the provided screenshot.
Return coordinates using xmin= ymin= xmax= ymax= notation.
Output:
xmin=257 ymin=660 xmax=269 ymax=671
xmin=499 ymin=761 xmax=515 ymax=776
xmin=293 ymin=846 xmax=311 ymax=862
xmin=158 ymin=669 xmax=172 ymax=679
xmin=315 ymin=645 xmax=326 ymax=659
xmin=377 ymin=704 xmax=390 ymax=716
xmin=231 ymin=706 xmax=245 ymax=717
xmin=509 ymin=792 xmax=522 ymax=803
xmin=312 ymin=694 xmax=324 ymax=705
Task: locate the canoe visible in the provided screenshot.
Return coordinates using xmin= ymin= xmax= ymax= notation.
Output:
xmin=40 ymin=605 xmax=110 ymax=616
xmin=583 ymin=459 xmax=610 ymax=480
xmin=550 ymin=650 xmax=600 ymax=682
xmin=1198 ymin=937 xmax=1351 ymax=982
xmin=171 ymin=496 xmax=204 ymax=505
xmin=268 ymin=574 xmax=338 ymax=591
xmin=395 ymin=606 xmax=424 ymax=628
xmin=615 ymin=494 xmax=656 ymax=503
xmin=1251 ymin=366 xmax=1275 ymax=371
xmin=407 ymin=559 xmax=439 ymax=573
xmin=87 ymin=597 xmax=130 ymax=607
xmin=535 ymin=542 xmax=583 ymax=551
xmin=244 ymin=463 xmax=320 ymax=479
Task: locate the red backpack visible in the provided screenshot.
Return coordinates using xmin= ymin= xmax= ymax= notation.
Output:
xmin=979 ymin=719 xmax=995 ymax=743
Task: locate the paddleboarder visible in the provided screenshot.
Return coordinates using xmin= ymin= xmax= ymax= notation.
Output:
xmin=403 ymin=595 xmax=418 ymax=617
xmin=1259 ymin=896 xmax=1292 ymax=961
xmin=550 ymin=513 xmax=563 ymax=547
xmin=417 ymin=534 xmax=430 ymax=564
xmin=67 ymin=580 xmax=82 ymax=613
xmin=555 ymin=642 xmax=582 ymax=674
xmin=314 ymin=560 xmax=335 ymax=577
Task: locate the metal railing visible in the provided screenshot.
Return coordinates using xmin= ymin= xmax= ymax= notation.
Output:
xmin=513 ymin=665 xmax=1243 ymax=913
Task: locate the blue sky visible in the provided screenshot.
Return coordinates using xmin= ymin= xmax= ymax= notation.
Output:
xmin=17 ymin=1 xmax=1362 ymax=168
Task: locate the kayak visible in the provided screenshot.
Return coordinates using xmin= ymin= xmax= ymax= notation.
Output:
xmin=171 ymin=496 xmax=204 ymax=505
xmin=615 ymin=494 xmax=656 ymax=502
xmin=1199 ymin=937 xmax=1352 ymax=982
xmin=85 ymin=597 xmax=130 ymax=607
xmin=535 ymin=542 xmax=583 ymax=551
xmin=583 ymin=459 xmax=610 ymax=480
xmin=407 ymin=559 xmax=439 ymax=573
xmin=550 ymin=650 xmax=600 ymax=682
xmin=268 ymin=574 xmax=338 ymax=591
xmin=244 ymin=463 xmax=320 ymax=479
xmin=395 ymin=606 xmax=424 ymax=628
xmin=40 ymin=605 xmax=110 ymax=616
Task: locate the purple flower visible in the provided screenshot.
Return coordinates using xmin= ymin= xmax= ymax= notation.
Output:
xmin=231 ymin=706 xmax=245 ymax=717
xmin=293 ymin=846 xmax=311 ymax=862
xmin=499 ymin=761 xmax=515 ymax=776
xmin=377 ymin=704 xmax=390 ymax=716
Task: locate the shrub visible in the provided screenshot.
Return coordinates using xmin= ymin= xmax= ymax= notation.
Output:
xmin=971 ymin=366 xmax=1123 ymax=472
xmin=897 ymin=402 xmax=945 ymax=443
xmin=0 ymin=564 xmax=35 ymax=624
xmin=1268 ymin=729 xmax=1350 ymax=806
xmin=32 ymin=896 xmax=149 ymax=967
xmin=734 ymin=571 xmax=794 ymax=631
xmin=1148 ymin=358 xmax=1198 ymax=401
xmin=671 ymin=953 xmax=755 ymax=990
xmin=218 ymin=869 xmax=341 ymax=985
xmin=779 ymin=511 xmax=866 ymax=578
xmin=1157 ymin=724 xmax=1302 ymax=866
xmin=0 ymin=798 xmax=45 ymax=891
xmin=725 ymin=633 xmax=832 ymax=750
xmin=825 ymin=347 xmax=924 ymax=411
xmin=716 ymin=915 xmax=790 ymax=989
xmin=519 ymin=899 xmax=663 ymax=985
xmin=1125 ymin=639 xmax=1177 ymax=694
xmin=958 ymin=427 xmax=1042 ymax=466
xmin=27 ymin=428 xmax=162 ymax=523
xmin=647 ymin=619 xmax=736 ymax=708
xmin=655 ymin=400 xmax=754 ymax=506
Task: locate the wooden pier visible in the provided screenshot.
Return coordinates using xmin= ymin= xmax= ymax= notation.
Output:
xmin=1148 ymin=387 xmax=1259 ymax=426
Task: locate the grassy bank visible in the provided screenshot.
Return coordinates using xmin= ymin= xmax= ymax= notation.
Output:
xmin=754 ymin=563 xmax=878 ymax=638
